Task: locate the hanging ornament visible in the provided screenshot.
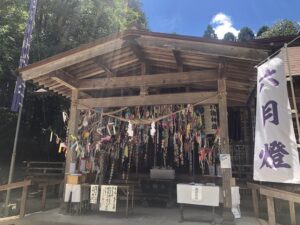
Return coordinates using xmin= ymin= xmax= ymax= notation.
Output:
xmin=82 ymin=115 xmax=89 ymax=127
xmin=55 ymin=135 xmax=60 ymax=144
xmin=49 ymin=131 xmax=53 ymax=142
xmin=58 ymin=142 xmax=67 ymax=153
xmin=127 ymin=122 xmax=134 ymax=137
xmin=96 ymin=126 xmax=105 ymax=135
xmin=150 ymin=122 xmax=156 ymax=137
xmin=62 ymin=111 xmax=68 ymax=123
xmin=83 ymin=131 xmax=90 ymax=139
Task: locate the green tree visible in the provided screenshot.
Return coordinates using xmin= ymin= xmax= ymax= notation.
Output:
xmin=0 ymin=0 xmax=147 ymax=164
xmin=31 ymin=0 xmax=147 ymax=60
xmin=259 ymin=20 xmax=300 ymax=38
xmin=256 ymin=26 xmax=269 ymax=38
xmin=203 ymin=25 xmax=217 ymax=39
xmin=238 ymin=27 xmax=255 ymax=41
xmin=223 ymin=32 xmax=236 ymax=41
xmin=0 ymin=0 xmax=28 ymax=104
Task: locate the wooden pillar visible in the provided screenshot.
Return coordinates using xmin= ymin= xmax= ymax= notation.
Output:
xmin=266 ymin=196 xmax=276 ymax=225
xmin=65 ymin=89 xmax=80 ymax=174
xmin=20 ymin=185 xmax=29 ymax=217
xmin=218 ymin=78 xmax=235 ymax=224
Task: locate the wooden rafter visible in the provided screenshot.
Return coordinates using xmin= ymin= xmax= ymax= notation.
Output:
xmin=21 ymin=38 xmax=125 ymax=80
xmin=51 ymin=70 xmax=78 ymax=90
xmin=93 ymin=57 xmax=115 ymax=77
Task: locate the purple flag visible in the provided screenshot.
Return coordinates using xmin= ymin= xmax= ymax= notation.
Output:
xmin=11 ymin=0 xmax=37 ymax=112
xmin=11 ymin=77 xmax=26 ymax=112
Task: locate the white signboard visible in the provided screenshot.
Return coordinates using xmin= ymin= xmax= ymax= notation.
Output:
xmin=220 ymin=154 xmax=231 ymax=169
xmin=100 ymin=185 xmax=117 ymax=212
xmin=191 ymin=186 xmax=203 ymax=201
xmin=254 ymin=51 xmax=300 ymax=183
xmin=90 ymin=185 xmax=99 ymax=204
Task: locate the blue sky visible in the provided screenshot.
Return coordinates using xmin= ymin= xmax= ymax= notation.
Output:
xmin=140 ymin=0 xmax=300 ymax=38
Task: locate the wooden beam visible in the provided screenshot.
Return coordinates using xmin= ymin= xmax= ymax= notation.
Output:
xmin=136 ymin=35 xmax=268 ymax=62
xmin=94 ymin=58 xmax=115 ymax=77
xmin=51 ymin=70 xmax=78 ymax=90
xmin=0 ymin=180 xmax=31 ymax=192
xmin=79 ymin=70 xmax=218 ymax=91
xmin=78 ymin=91 xmax=218 ymax=108
xmin=77 ymin=68 xmax=106 ymax=79
xmin=124 ymin=38 xmax=146 ymax=62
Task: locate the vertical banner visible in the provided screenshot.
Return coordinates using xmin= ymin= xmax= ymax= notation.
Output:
xmin=100 ymin=185 xmax=117 ymax=212
xmin=254 ymin=51 xmax=300 ymax=183
xmin=11 ymin=0 xmax=37 ymax=112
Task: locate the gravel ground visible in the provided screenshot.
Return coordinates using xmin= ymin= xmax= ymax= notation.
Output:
xmin=9 ymin=205 xmax=261 ymax=225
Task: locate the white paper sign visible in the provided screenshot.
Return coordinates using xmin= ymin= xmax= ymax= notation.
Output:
xmin=191 ymin=186 xmax=202 ymax=201
xmin=254 ymin=51 xmax=300 ymax=183
xmin=90 ymin=185 xmax=99 ymax=204
xmin=100 ymin=185 xmax=117 ymax=212
xmin=220 ymin=154 xmax=231 ymax=168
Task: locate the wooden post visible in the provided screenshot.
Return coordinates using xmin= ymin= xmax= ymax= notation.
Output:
xmin=41 ymin=185 xmax=48 ymax=210
xmin=19 ymin=185 xmax=29 ymax=217
xmin=218 ymin=70 xmax=234 ymax=224
xmin=61 ymin=89 xmax=79 ymax=212
xmin=65 ymin=89 xmax=80 ymax=174
xmin=266 ymin=196 xmax=276 ymax=225
xmin=251 ymin=189 xmax=259 ymax=218
xmin=289 ymin=201 xmax=296 ymax=225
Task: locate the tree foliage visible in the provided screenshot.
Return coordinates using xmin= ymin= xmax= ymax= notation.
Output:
xmin=203 ymin=25 xmax=217 ymax=39
xmin=256 ymin=26 xmax=269 ymax=38
xmin=238 ymin=27 xmax=255 ymax=42
xmin=223 ymin=32 xmax=236 ymax=41
xmin=258 ymin=20 xmax=300 ymax=38
xmin=0 ymin=0 xmax=147 ymax=163
xmin=31 ymin=0 xmax=147 ymax=60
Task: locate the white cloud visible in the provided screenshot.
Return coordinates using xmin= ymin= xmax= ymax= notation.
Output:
xmin=211 ymin=12 xmax=239 ymax=39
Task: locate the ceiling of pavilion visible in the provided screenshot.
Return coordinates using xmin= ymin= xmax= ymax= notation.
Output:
xmin=20 ymin=29 xmax=271 ymax=107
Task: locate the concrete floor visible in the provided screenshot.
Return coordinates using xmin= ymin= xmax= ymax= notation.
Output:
xmin=3 ymin=205 xmax=260 ymax=225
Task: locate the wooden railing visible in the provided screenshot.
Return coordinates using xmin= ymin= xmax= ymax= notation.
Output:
xmin=0 ymin=179 xmax=32 ymax=218
xmin=247 ymin=182 xmax=300 ymax=225
xmin=0 ymin=178 xmax=63 ymax=219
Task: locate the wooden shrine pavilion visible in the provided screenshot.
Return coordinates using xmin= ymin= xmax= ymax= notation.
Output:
xmin=18 ymin=28 xmax=300 ymax=221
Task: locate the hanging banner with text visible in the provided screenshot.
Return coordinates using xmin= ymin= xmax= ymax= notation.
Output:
xmin=254 ymin=51 xmax=300 ymax=183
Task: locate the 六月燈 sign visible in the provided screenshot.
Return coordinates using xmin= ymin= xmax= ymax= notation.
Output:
xmin=254 ymin=51 xmax=300 ymax=183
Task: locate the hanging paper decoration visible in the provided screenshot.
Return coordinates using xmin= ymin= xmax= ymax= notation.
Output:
xmin=62 ymin=111 xmax=68 ymax=123
xmin=127 ymin=122 xmax=134 ymax=137
xmin=150 ymin=122 xmax=156 ymax=137
xmin=58 ymin=142 xmax=67 ymax=153
xmin=49 ymin=131 xmax=53 ymax=142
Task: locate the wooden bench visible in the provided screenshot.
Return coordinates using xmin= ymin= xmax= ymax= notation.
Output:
xmin=23 ymin=161 xmax=65 ymax=177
